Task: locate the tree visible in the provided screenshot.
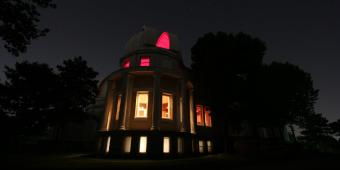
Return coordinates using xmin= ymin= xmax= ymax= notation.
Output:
xmin=0 ymin=0 xmax=56 ymax=56
xmin=191 ymin=32 xmax=266 ymax=117
xmin=247 ymin=62 xmax=319 ymax=128
xmin=51 ymin=56 xmax=98 ymax=141
xmin=329 ymin=119 xmax=340 ymax=137
xmin=191 ymin=32 xmax=266 ymax=152
xmin=3 ymin=61 xmax=58 ymax=136
xmin=1 ymin=57 xmax=98 ymax=142
xmin=299 ymin=113 xmax=333 ymax=151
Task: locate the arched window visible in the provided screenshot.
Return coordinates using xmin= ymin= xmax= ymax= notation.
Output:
xmin=156 ymin=32 xmax=170 ymax=49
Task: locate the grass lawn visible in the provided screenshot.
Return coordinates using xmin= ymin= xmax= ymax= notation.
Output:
xmin=3 ymin=152 xmax=340 ymax=169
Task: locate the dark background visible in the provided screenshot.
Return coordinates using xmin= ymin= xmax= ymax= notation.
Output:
xmin=0 ymin=0 xmax=339 ymax=121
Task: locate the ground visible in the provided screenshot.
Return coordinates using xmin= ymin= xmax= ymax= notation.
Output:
xmin=3 ymin=152 xmax=340 ymax=169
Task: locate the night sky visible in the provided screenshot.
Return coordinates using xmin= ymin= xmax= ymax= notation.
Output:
xmin=0 ymin=0 xmax=339 ymax=121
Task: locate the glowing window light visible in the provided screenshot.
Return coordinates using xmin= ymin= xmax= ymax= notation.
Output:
xmin=162 ymin=93 xmax=173 ymax=120
xmin=207 ymin=140 xmax=213 ymax=153
xmin=139 ymin=136 xmax=147 ymax=153
xmin=156 ymin=32 xmax=170 ymax=49
xmin=199 ymin=140 xmax=204 ymax=153
xmin=122 ymin=58 xmax=130 ymax=68
xmin=140 ymin=56 xmax=150 ymax=67
xmin=105 ymin=137 xmax=111 ymax=153
xmin=204 ymin=106 xmax=212 ymax=127
xmin=123 ymin=136 xmax=132 ymax=153
xmin=196 ymin=105 xmax=204 ymax=126
xmin=135 ymin=91 xmax=149 ymax=118
xmin=163 ymin=137 xmax=170 ymax=153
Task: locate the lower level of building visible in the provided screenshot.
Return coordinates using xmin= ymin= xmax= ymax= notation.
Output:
xmin=96 ymin=130 xmax=217 ymax=158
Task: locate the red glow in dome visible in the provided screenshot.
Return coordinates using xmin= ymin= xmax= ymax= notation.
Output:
xmin=156 ymin=32 xmax=170 ymax=49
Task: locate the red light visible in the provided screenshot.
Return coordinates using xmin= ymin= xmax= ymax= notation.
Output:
xmin=156 ymin=32 xmax=170 ymax=49
xmin=140 ymin=56 xmax=150 ymax=67
xmin=122 ymin=58 xmax=130 ymax=68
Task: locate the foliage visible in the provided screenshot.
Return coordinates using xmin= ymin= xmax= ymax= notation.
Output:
xmin=329 ymin=119 xmax=340 ymax=137
xmin=191 ymin=32 xmax=266 ymax=122
xmin=0 ymin=0 xmax=56 ymax=56
xmin=247 ymin=62 xmax=319 ymax=126
xmin=0 ymin=57 xmax=98 ymax=138
xmin=52 ymin=56 xmax=98 ymax=125
xmin=3 ymin=61 xmax=57 ymax=136
xmin=300 ymin=113 xmax=331 ymax=140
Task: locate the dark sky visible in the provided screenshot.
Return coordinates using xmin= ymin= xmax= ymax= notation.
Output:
xmin=0 ymin=0 xmax=339 ymax=121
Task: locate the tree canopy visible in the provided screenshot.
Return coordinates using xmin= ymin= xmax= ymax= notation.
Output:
xmin=0 ymin=57 xmax=98 ymax=138
xmin=0 ymin=0 xmax=56 ymax=56
xmin=191 ymin=31 xmax=319 ymax=133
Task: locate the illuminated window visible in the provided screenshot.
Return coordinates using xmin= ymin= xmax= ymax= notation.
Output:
xmin=140 ymin=56 xmax=150 ymax=67
xmin=156 ymin=32 xmax=170 ymax=49
xmin=163 ymin=137 xmax=170 ymax=153
xmin=139 ymin=136 xmax=147 ymax=153
xmin=115 ymin=95 xmax=122 ymax=120
xmin=199 ymin=140 xmax=204 ymax=153
xmin=123 ymin=136 xmax=132 ymax=153
xmin=204 ymin=106 xmax=212 ymax=127
xmin=122 ymin=58 xmax=130 ymax=68
xmin=135 ymin=91 xmax=148 ymax=118
xmin=162 ymin=93 xmax=173 ymax=120
xmin=196 ymin=105 xmax=204 ymax=126
xmin=207 ymin=140 xmax=213 ymax=153
xmin=177 ymin=137 xmax=183 ymax=153
xmin=105 ymin=137 xmax=111 ymax=153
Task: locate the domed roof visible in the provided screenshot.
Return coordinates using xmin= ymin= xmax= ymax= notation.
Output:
xmin=125 ymin=26 xmax=180 ymax=54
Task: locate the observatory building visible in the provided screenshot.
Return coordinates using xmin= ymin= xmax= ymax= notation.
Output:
xmin=95 ymin=27 xmax=218 ymax=158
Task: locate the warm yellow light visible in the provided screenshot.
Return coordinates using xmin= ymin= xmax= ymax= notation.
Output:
xmin=135 ymin=92 xmax=149 ymax=118
xmin=162 ymin=93 xmax=172 ymax=119
xmin=115 ymin=95 xmax=122 ymax=120
xmin=123 ymin=136 xmax=132 ymax=153
xmin=105 ymin=137 xmax=111 ymax=153
xmin=163 ymin=137 xmax=170 ymax=153
xmin=207 ymin=140 xmax=213 ymax=153
xmin=139 ymin=136 xmax=147 ymax=153
xmin=199 ymin=140 xmax=204 ymax=153
xmin=106 ymin=110 xmax=112 ymax=131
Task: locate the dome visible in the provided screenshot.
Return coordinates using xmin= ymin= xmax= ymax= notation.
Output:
xmin=125 ymin=26 xmax=181 ymax=54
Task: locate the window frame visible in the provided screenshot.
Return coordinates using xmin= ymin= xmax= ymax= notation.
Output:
xmin=196 ymin=105 xmax=204 ymax=126
xmin=122 ymin=58 xmax=130 ymax=68
xmin=134 ymin=91 xmax=149 ymax=118
xmin=139 ymin=136 xmax=148 ymax=153
xmin=204 ymin=106 xmax=212 ymax=127
xmin=163 ymin=136 xmax=170 ymax=153
xmin=140 ymin=56 xmax=151 ymax=67
xmin=161 ymin=92 xmax=173 ymax=120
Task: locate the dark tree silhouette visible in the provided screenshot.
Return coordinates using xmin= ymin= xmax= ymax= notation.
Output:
xmin=52 ymin=56 xmax=98 ymax=141
xmin=191 ymin=32 xmax=266 ymax=152
xmin=3 ymin=61 xmax=58 ymax=136
xmin=1 ymin=57 xmax=98 ymax=144
xmin=247 ymin=62 xmax=319 ymax=131
xmin=299 ymin=113 xmax=333 ymax=151
xmin=329 ymin=119 xmax=340 ymax=137
xmin=191 ymin=32 xmax=265 ymax=116
xmin=0 ymin=0 xmax=56 ymax=56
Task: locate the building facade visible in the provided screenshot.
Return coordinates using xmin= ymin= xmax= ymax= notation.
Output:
xmin=95 ymin=27 xmax=218 ymax=158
